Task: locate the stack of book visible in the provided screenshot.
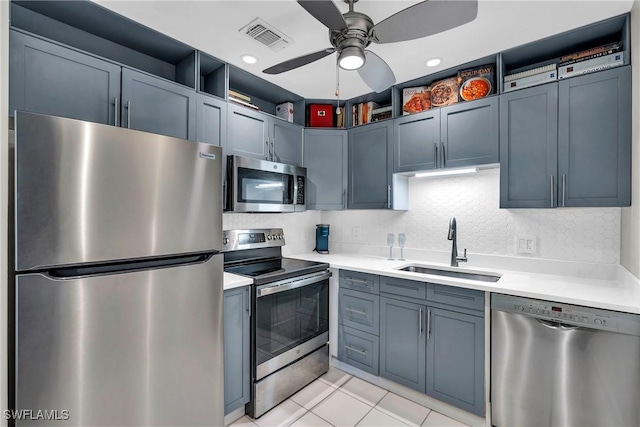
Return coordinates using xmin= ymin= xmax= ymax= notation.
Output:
xmin=558 ymin=42 xmax=623 ymax=79
xmin=228 ymin=89 xmax=259 ymax=111
xmin=351 ymin=101 xmax=382 ymax=126
xmin=371 ymin=106 xmax=393 ymax=122
xmin=504 ymin=64 xmax=557 ymax=92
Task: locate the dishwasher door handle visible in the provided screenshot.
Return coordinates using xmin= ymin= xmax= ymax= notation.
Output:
xmin=536 ymin=318 xmax=582 ymax=331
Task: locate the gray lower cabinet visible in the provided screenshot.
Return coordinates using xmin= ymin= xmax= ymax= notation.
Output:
xmin=348 ymin=121 xmax=393 ymax=209
xmin=426 ymin=307 xmax=484 ymax=416
xmin=379 ymin=296 xmax=426 ymax=392
xmin=338 ymin=325 xmax=379 ymax=376
xmin=339 ymin=288 xmax=379 ymax=335
xmin=558 ymin=66 xmax=631 ymax=207
xmin=9 ymin=29 xmax=121 ymax=125
xmin=227 ymin=104 xmax=303 ymax=165
xmin=303 ymin=129 xmax=348 ymax=210
xmin=394 ymin=110 xmax=441 ymax=172
xmin=224 ymin=286 xmax=250 ymax=415
xmin=196 ymin=93 xmax=226 ymax=146
xmin=500 ymin=67 xmax=631 ymax=208
xmin=121 ymin=68 xmax=197 ymax=140
xmin=441 ymin=97 xmax=499 ymax=169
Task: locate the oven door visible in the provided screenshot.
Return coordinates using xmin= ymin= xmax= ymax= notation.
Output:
xmin=228 ymin=156 xmax=306 ymax=213
xmin=254 ymin=271 xmax=330 ymax=380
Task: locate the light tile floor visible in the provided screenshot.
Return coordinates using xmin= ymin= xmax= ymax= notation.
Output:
xmin=230 ymin=368 xmax=471 ymax=427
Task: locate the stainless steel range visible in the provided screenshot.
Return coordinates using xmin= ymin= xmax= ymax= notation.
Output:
xmin=222 ymin=229 xmax=330 ymax=418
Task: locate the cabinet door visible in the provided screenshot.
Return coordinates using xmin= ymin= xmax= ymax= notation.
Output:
xmin=379 ymin=297 xmax=426 ymax=392
xmin=303 ymin=129 xmax=348 ymax=210
xmin=272 ymin=119 xmax=303 ymax=166
xmin=558 ymin=67 xmax=631 ymax=207
xmin=121 ymin=68 xmax=196 ymax=140
xmin=441 ymin=97 xmax=499 ymax=168
xmin=393 ymin=110 xmax=441 ymax=172
xmin=426 ymin=308 xmax=484 ymax=416
xmin=10 ymin=30 xmax=120 ymax=125
xmin=224 ymin=286 xmax=250 ymax=415
xmin=227 ymin=103 xmax=270 ymax=160
xmin=348 ymin=122 xmax=393 ymax=209
xmin=196 ymin=93 xmax=226 ymax=146
xmin=499 ymin=84 xmax=558 ymax=208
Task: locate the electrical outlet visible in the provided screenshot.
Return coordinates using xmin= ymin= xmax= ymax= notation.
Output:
xmin=516 ymin=235 xmax=537 ymax=255
xmin=352 ymin=226 xmax=361 ymax=241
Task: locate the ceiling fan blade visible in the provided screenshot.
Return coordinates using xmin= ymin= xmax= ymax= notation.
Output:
xmin=371 ymin=0 xmax=478 ymax=44
xmin=358 ymin=51 xmax=396 ymax=93
xmin=297 ymin=0 xmax=348 ymax=31
xmin=263 ymin=48 xmax=336 ymax=74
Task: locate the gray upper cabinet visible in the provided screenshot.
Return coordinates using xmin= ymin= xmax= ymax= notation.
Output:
xmin=379 ymin=296 xmax=426 ymax=392
xmin=196 ymin=94 xmax=227 ymax=146
xmin=558 ymin=67 xmax=631 ymax=207
xmin=227 ymin=105 xmax=303 ymax=165
xmin=394 ymin=110 xmax=441 ymax=172
xmin=9 ymin=30 xmax=121 ymax=125
xmin=121 ymin=68 xmax=197 ymax=140
xmin=272 ymin=119 xmax=303 ymax=166
xmin=348 ymin=121 xmax=393 ymax=209
xmin=426 ymin=307 xmax=484 ymax=416
xmin=224 ymin=286 xmax=250 ymax=415
xmin=500 ymin=83 xmax=558 ymax=208
xmin=500 ymin=67 xmax=631 ymax=209
xmin=304 ymin=129 xmax=348 ymax=210
xmin=441 ymin=97 xmax=499 ymax=169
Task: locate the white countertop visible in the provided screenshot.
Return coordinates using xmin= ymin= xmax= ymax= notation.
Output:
xmin=286 ymin=252 xmax=640 ymax=314
xmin=223 ymin=272 xmax=253 ymax=291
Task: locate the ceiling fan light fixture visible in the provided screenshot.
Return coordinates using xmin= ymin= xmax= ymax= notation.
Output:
xmin=426 ymin=57 xmax=442 ymax=67
xmin=338 ymin=46 xmax=365 ymax=70
xmin=241 ymin=54 xmax=258 ymax=64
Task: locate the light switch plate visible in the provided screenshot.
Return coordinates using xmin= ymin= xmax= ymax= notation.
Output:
xmin=516 ymin=235 xmax=537 ymax=255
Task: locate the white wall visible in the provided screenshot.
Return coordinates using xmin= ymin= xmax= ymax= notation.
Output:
xmin=322 ymin=169 xmax=621 ymax=265
xmin=621 ymin=0 xmax=640 ymax=278
xmin=223 ymin=211 xmax=321 ymax=255
xmin=1 ymin=1 xmax=9 ymax=424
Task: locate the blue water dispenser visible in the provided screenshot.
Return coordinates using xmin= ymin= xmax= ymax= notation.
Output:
xmin=315 ymin=224 xmax=330 ymax=254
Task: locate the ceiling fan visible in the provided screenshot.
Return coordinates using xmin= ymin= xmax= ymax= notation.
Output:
xmin=263 ymin=0 xmax=478 ymax=92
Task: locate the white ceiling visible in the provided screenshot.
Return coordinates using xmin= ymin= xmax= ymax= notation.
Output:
xmin=94 ymin=0 xmax=634 ymax=100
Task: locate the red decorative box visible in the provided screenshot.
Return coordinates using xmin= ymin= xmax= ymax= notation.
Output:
xmin=308 ymin=104 xmax=334 ymax=127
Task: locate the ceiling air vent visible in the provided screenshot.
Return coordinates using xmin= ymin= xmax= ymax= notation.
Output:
xmin=240 ymin=18 xmax=294 ymax=52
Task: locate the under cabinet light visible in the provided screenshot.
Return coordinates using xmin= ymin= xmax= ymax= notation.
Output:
xmin=256 ymin=183 xmax=283 ymax=188
xmin=415 ymin=168 xmax=478 ymax=178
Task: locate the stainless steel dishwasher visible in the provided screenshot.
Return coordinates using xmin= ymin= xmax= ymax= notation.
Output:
xmin=491 ymin=294 xmax=640 ymax=427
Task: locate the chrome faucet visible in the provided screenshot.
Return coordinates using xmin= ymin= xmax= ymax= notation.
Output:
xmin=447 ymin=217 xmax=467 ymax=267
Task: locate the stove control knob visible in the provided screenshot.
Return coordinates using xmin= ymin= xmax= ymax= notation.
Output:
xmin=267 ymin=235 xmax=272 ymax=240
xmin=516 ymin=305 xmax=524 ymax=311
xmin=594 ymin=319 xmax=603 ymax=325
xmin=279 ymin=234 xmax=284 ymax=240
xmin=223 ymin=238 xmax=229 ymax=245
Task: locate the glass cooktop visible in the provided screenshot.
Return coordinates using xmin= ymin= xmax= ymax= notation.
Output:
xmin=225 ymin=258 xmax=328 ymax=285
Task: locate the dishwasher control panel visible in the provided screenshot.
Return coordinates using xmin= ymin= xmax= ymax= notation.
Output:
xmin=492 ymin=294 xmax=640 ymax=336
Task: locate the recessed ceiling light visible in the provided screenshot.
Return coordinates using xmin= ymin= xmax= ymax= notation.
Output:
xmin=241 ymin=54 xmax=258 ymax=64
xmin=425 ymin=57 xmax=442 ymax=67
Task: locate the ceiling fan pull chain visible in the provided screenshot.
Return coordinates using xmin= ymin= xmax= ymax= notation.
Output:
xmin=335 ymin=59 xmax=341 ymax=114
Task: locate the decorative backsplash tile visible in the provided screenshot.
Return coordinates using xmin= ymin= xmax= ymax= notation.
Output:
xmin=321 ymin=169 xmax=621 ymax=264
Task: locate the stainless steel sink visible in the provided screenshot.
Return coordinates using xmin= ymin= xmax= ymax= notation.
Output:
xmin=399 ymin=265 xmax=501 ymax=282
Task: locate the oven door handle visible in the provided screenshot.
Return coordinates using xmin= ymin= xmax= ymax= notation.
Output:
xmin=257 ymin=271 xmax=332 ymax=297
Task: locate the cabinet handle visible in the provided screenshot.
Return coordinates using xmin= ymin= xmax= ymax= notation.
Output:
xmin=345 ymin=307 xmax=367 ymax=316
xmin=265 ymin=140 xmax=270 ymax=160
xmin=550 ymin=175 xmax=555 ymax=208
xmin=126 ymin=101 xmax=131 ymax=129
xmin=562 ymin=174 xmax=566 ymax=207
xmin=346 ymin=278 xmax=369 ymax=286
xmin=387 ymin=185 xmax=391 ymax=209
xmin=433 ymin=143 xmax=438 ymax=168
xmin=343 ymin=189 xmax=347 ymax=209
xmin=113 ymin=97 xmax=119 ymax=127
xmin=427 ymin=309 xmax=431 ymax=340
xmin=270 ymin=138 xmax=275 ymax=161
xmin=441 ymin=143 xmax=446 ymax=168
xmin=344 ymin=344 xmax=366 ymax=355
xmin=419 ymin=308 xmax=423 ymax=337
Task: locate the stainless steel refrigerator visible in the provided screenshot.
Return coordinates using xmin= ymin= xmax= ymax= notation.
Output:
xmin=12 ymin=112 xmax=224 ymax=426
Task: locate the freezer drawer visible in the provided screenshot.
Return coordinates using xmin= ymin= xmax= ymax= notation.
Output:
xmin=15 ymin=112 xmax=222 ymax=271
xmin=15 ymin=254 xmax=224 ymax=426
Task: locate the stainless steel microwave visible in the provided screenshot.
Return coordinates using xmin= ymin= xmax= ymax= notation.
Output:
xmin=225 ymin=155 xmax=306 ymax=213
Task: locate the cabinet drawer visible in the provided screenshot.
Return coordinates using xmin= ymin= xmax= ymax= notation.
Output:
xmin=380 ymin=276 xmax=426 ymax=300
xmin=427 ymin=284 xmax=484 ymax=312
xmin=339 ymin=289 xmax=380 ymax=335
xmin=339 ymin=270 xmax=379 ymax=294
xmin=338 ymin=325 xmax=379 ymax=376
